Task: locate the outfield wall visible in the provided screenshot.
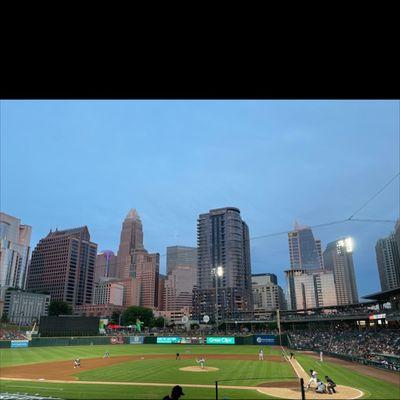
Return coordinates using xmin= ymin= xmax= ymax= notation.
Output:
xmin=0 ymin=334 xmax=287 ymax=348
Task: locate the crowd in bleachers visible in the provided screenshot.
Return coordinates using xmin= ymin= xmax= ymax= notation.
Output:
xmin=0 ymin=328 xmax=27 ymax=340
xmin=288 ymin=328 xmax=400 ymax=370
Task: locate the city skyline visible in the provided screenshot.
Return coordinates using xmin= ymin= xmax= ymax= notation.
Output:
xmin=1 ymin=100 xmax=399 ymax=296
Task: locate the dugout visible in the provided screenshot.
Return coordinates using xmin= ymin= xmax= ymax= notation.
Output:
xmin=39 ymin=316 xmax=100 ymax=337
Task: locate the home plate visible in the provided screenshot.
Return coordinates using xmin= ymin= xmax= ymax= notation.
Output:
xmin=179 ymin=366 xmax=219 ymax=372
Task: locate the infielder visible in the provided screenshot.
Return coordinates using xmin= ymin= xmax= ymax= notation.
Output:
xmin=103 ymin=351 xmax=110 ymax=358
xmin=258 ymin=348 xmax=264 ymax=361
xmin=320 ymin=351 xmax=323 ymax=362
xmin=196 ymin=356 xmax=206 ymax=369
xmin=73 ymin=358 xmax=81 ymax=368
xmin=305 ymin=369 xmax=318 ymax=390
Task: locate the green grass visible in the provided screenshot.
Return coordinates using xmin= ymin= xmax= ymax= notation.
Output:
xmin=76 ymin=357 xmax=294 ymax=386
xmin=0 ymin=380 xmax=274 ymax=399
xmin=295 ymin=353 xmax=399 ymax=400
xmin=1 ymin=345 xmax=399 ymax=399
xmin=0 ymin=344 xmax=283 ymax=367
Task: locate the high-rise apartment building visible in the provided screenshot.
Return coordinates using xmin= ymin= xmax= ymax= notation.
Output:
xmin=166 ymin=246 xmax=197 ymax=274
xmin=285 ymin=269 xmax=337 ymax=310
xmin=288 ymin=223 xmax=323 ymax=270
xmin=375 ymin=234 xmax=400 ymax=291
xmin=93 ymin=279 xmax=124 ymax=306
xmin=116 ymin=210 xmax=159 ymax=309
xmin=134 ymin=251 xmax=160 ymax=309
xmin=94 ymin=250 xmax=117 ymax=283
xmin=0 ymin=212 xmax=32 ymax=298
xmin=117 ymin=277 xmax=141 ymax=307
xmin=164 ymin=264 xmax=197 ymax=311
xmin=394 ymin=219 xmax=400 ymax=255
xmin=26 ymin=226 xmax=97 ymax=307
xmin=158 ymin=274 xmax=166 ymax=311
xmin=252 ymin=273 xmax=285 ymax=313
xmin=193 ymin=207 xmax=253 ymax=321
xmin=323 ymin=237 xmax=358 ymax=305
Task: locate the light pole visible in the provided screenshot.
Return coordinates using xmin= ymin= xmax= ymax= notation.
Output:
xmin=213 ymin=266 xmax=224 ymax=332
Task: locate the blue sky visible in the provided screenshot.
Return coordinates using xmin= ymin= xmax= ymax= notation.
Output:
xmin=1 ymin=100 xmax=399 ymax=297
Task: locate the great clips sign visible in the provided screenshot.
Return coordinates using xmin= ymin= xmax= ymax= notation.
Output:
xmin=254 ymin=335 xmax=276 ymax=345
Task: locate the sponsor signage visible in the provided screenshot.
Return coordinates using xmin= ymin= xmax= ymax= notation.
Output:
xmin=206 ymin=336 xmax=235 ymax=345
xmin=369 ymin=313 xmax=386 ymax=320
xmin=110 ymin=335 xmax=124 ymax=344
xmin=156 ymin=336 xmax=181 ymax=344
xmin=254 ymin=335 xmax=276 ymax=345
xmin=11 ymin=340 xmax=29 ymax=348
xmin=129 ymin=336 xmax=144 ymax=344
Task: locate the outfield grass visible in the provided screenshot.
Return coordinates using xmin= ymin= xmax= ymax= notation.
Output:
xmin=0 ymin=344 xmax=283 ymax=367
xmin=1 ymin=345 xmax=399 ymax=399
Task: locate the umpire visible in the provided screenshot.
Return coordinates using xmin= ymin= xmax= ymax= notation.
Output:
xmin=325 ymin=375 xmax=337 ymax=394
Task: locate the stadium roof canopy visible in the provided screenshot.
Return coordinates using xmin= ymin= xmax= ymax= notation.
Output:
xmin=363 ymin=287 xmax=400 ymax=302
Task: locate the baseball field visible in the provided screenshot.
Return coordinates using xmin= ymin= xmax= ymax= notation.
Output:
xmin=0 ymin=344 xmax=398 ymax=399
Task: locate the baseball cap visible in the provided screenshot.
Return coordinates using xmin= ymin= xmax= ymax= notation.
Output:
xmin=172 ymin=385 xmax=185 ymax=396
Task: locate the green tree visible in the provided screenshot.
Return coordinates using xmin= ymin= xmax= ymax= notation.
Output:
xmin=110 ymin=311 xmax=121 ymax=324
xmin=151 ymin=316 xmax=165 ymax=328
xmin=121 ymin=306 xmax=153 ymax=327
xmin=48 ymin=300 xmax=73 ymax=316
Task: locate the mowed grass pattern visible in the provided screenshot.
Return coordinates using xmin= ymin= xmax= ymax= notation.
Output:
xmin=1 ymin=344 xmax=399 ymax=399
xmin=0 ymin=344 xmax=283 ymax=367
xmin=76 ymin=357 xmax=294 ymax=386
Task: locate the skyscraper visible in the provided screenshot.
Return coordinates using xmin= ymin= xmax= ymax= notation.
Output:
xmin=288 ymin=223 xmax=323 ymax=270
xmin=26 ymin=226 xmax=97 ymax=307
xmin=323 ymin=237 xmax=358 ymax=305
xmin=0 ymin=212 xmax=32 ymax=298
xmin=252 ymin=273 xmax=286 ymax=313
xmin=94 ymin=250 xmax=117 ymax=283
xmin=117 ymin=209 xmax=144 ymax=279
xmin=164 ymin=264 xmax=197 ymax=311
xmin=375 ymin=234 xmax=400 ymax=291
xmin=116 ymin=209 xmax=159 ymax=309
xmin=193 ymin=207 xmax=253 ymax=321
xmin=166 ymin=246 xmax=197 ymax=274
xmin=285 ymin=269 xmax=337 ymax=310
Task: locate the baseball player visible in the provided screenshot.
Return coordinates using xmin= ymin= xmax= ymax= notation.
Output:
xmin=290 ymin=352 xmax=295 ymax=359
xmin=320 ymin=351 xmax=323 ymax=362
xmin=258 ymin=348 xmax=264 ymax=361
xmin=176 ymin=352 xmax=181 ymax=360
xmin=73 ymin=358 xmax=81 ymax=368
xmin=325 ymin=376 xmax=337 ymax=394
xmin=315 ymin=380 xmax=327 ymax=394
xmin=305 ymin=369 xmax=318 ymax=390
xmin=196 ymin=356 xmax=206 ymax=369
xmin=103 ymin=350 xmax=110 ymax=358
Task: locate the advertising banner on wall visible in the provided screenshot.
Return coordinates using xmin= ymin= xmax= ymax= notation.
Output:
xmin=129 ymin=336 xmax=144 ymax=344
xmin=206 ymin=336 xmax=235 ymax=345
xmin=110 ymin=335 xmax=124 ymax=344
xmin=156 ymin=337 xmax=181 ymax=344
xmin=11 ymin=340 xmax=29 ymax=348
xmin=254 ymin=335 xmax=276 ymax=345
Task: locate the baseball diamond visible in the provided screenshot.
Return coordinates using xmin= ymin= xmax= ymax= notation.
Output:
xmin=1 ymin=343 xmax=399 ymax=399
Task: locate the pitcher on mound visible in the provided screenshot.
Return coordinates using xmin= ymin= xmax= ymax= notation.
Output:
xmin=196 ymin=356 xmax=206 ymax=369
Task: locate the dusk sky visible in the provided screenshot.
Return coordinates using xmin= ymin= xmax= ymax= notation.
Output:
xmin=1 ymin=100 xmax=399 ymax=297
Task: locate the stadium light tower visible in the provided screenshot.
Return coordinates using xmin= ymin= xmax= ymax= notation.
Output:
xmin=212 ymin=266 xmax=224 ymax=331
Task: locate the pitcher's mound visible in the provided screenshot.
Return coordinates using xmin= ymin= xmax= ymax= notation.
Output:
xmin=179 ymin=366 xmax=219 ymax=372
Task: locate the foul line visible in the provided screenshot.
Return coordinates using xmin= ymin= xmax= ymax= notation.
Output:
xmin=0 ymin=377 xmax=262 ymax=392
